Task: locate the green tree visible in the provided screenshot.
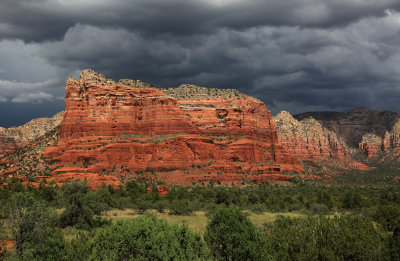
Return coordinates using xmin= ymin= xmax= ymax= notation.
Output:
xmin=68 ymin=215 xmax=210 ymax=260
xmin=204 ymin=208 xmax=268 ymax=260
xmin=342 ymin=191 xmax=363 ymax=209
xmin=373 ymin=205 xmax=400 ymax=231
xmin=59 ymin=182 xmax=107 ymax=229
xmin=22 ymin=227 xmax=66 ymax=261
xmin=265 ymin=216 xmax=387 ymax=260
xmin=4 ymin=192 xmax=65 ymax=259
xmin=169 ymin=199 xmax=194 ymax=215
xmin=390 ymin=221 xmax=400 ymax=261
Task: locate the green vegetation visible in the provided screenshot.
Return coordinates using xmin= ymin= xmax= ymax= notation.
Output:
xmin=205 ymin=208 xmax=267 ymax=260
xmin=69 ymin=215 xmax=209 ymax=260
xmin=390 ymin=221 xmax=400 ymax=260
xmin=59 ymin=182 xmax=108 ymax=229
xmin=0 ymin=180 xmax=398 ymax=260
xmin=3 ymin=193 xmax=65 ymax=260
xmin=265 ymin=216 xmax=388 ymax=260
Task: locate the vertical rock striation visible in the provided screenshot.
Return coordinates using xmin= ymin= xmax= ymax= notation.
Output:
xmin=358 ymin=119 xmax=400 ymax=158
xmin=274 ymin=111 xmax=349 ymax=162
xmin=295 ymin=107 xmax=399 ymax=148
xmin=43 ymin=69 xmax=302 ymax=186
xmin=358 ymin=133 xmax=383 ymax=158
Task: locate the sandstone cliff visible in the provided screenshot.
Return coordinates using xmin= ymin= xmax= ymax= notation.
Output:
xmin=42 ymin=69 xmax=302 ymax=186
xmin=358 ymin=133 xmax=383 ymax=158
xmin=295 ymin=107 xmax=399 ymax=148
xmin=0 ymin=112 xmax=63 ymax=158
xmin=274 ymin=111 xmax=349 ymax=162
xmin=358 ymin=119 xmax=400 ymax=158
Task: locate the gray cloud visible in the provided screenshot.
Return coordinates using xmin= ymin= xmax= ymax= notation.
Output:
xmin=1 ymin=0 xmax=400 ymax=126
xmin=0 ymin=78 xmax=60 ymax=103
xmin=1 ymin=0 xmax=400 ymax=42
xmin=11 ymin=92 xmax=55 ymax=103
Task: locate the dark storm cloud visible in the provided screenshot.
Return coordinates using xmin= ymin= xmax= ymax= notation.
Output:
xmin=1 ymin=0 xmax=400 ymax=42
xmin=1 ymin=0 xmax=400 ymax=127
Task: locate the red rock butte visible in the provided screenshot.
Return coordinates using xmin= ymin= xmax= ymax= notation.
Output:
xmin=43 ymin=69 xmax=302 ymax=186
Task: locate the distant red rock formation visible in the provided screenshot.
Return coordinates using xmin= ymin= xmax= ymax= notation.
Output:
xmin=43 ymin=69 xmax=302 ymax=186
xmin=358 ymin=119 xmax=400 ymax=158
xmin=147 ymin=185 xmax=171 ymax=196
xmin=295 ymin=107 xmax=400 ymax=148
xmin=274 ymin=111 xmax=349 ymax=162
xmin=358 ymin=133 xmax=383 ymax=158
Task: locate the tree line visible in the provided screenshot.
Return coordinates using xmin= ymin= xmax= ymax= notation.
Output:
xmin=0 ymin=180 xmax=399 ymax=260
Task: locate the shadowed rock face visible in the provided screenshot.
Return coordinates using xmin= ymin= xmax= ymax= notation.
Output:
xmin=274 ymin=111 xmax=349 ymax=162
xmin=295 ymin=107 xmax=400 ymax=148
xmin=295 ymin=107 xmax=400 ymax=159
xmin=358 ymin=120 xmax=400 ymax=158
xmin=0 ymin=112 xmax=63 ymax=158
xmin=43 ymin=69 xmax=302 ymax=186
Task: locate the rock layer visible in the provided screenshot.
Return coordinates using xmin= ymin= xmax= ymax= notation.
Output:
xmin=295 ymin=107 xmax=399 ymax=148
xmin=358 ymin=133 xmax=383 ymax=158
xmin=274 ymin=111 xmax=349 ymax=162
xmin=43 ymin=70 xmax=302 ymax=185
xmin=358 ymin=119 xmax=400 ymax=157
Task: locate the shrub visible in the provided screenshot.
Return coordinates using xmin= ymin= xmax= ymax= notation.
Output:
xmin=265 ymin=216 xmax=387 ymax=260
xmin=134 ymin=198 xmax=153 ymax=214
xmin=373 ymin=205 xmax=400 ymax=231
xmin=390 ymin=221 xmax=400 ymax=261
xmin=68 ymin=215 xmax=210 ymax=260
xmin=342 ymin=191 xmax=363 ymax=209
xmin=204 ymin=208 xmax=268 ymax=260
xmin=4 ymin=192 xmax=65 ymax=259
xmin=155 ymin=200 xmax=169 ymax=213
xmin=59 ymin=182 xmax=107 ymax=229
xmin=169 ymin=199 xmax=194 ymax=215
xmin=309 ymin=202 xmax=330 ymax=215
xmin=22 ymin=227 xmax=67 ymax=261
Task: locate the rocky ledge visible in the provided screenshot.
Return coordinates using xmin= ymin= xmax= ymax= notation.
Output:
xmin=41 ymin=69 xmax=302 ymax=186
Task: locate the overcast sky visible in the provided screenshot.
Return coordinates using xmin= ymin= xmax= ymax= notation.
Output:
xmin=1 ymin=0 xmax=400 ymax=127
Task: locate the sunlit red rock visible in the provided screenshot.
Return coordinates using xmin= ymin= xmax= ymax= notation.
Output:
xmin=358 ymin=120 xmax=400 ymax=158
xmin=390 ymin=120 xmax=400 ymax=156
xmin=358 ymin=133 xmax=382 ymax=158
xmin=295 ymin=107 xmax=400 ymax=147
xmin=274 ymin=111 xmax=349 ymax=162
xmin=147 ymin=185 xmax=171 ymax=195
xmin=43 ymin=69 xmax=302 ymax=186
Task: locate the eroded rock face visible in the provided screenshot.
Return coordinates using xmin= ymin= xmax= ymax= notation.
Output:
xmin=43 ymin=69 xmax=302 ymax=186
xmin=390 ymin=120 xmax=400 ymax=156
xmin=358 ymin=133 xmax=383 ymax=158
xmin=358 ymin=119 xmax=400 ymax=158
xmin=274 ymin=111 xmax=349 ymax=162
xmin=0 ymin=112 xmax=63 ymax=158
xmin=295 ymin=107 xmax=400 ymax=148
